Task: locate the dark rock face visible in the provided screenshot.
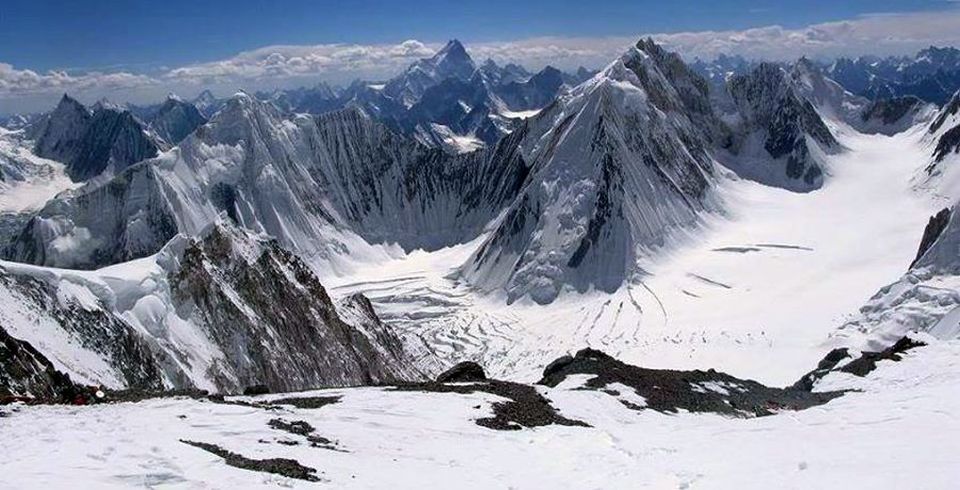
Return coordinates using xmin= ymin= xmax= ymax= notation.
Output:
xmin=66 ymin=108 xmax=160 ymax=181
xmin=933 ymin=125 xmax=960 ymax=162
xmin=794 ymin=337 xmax=926 ymax=389
xmin=862 ymin=96 xmax=924 ymax=126
xmin=0 ymin=268 xmax=165 ymax=390
xmin=494 ymin=66 xmax=567 ymax=111
xmin=169 ymin=225 xmax=423 ymax=392
xmin=0 ymin=326 xmax=80 ymax=403
xmin=930 ymin=93 xmax=960 ymax=134
xmin=147 ymin=97 xmax=207 ymax=145
xmin=29 ymin=94 xmax=91 ymax=164
xmin=538 ymin=348 xmax=843 ymax=417
xmin=859 ymin=95 xmax=927 ymax=135
xmin=242 ymin=385 xmax=270 ymax=396
xmin=30 ymin=96 xmax=161 ymax=182
xmin=726 ymin=63 xmax=837 ymax=191
xmin=436 ymin=361 xmax=487 ymax=383
xmin=912 ymin=208 xmax=952 ymax=268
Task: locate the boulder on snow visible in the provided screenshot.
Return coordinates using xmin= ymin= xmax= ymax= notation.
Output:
xmin=436 ymin=361 xmax=487 ymax=383
xmin=242 ymin=384 xmax=270 ymax=396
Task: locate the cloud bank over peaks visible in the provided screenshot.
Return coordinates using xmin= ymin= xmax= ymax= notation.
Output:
xmin=3 ymin=9 xmax=960 ymax=113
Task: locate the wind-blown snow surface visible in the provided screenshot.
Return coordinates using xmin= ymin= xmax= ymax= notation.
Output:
xmin=331 ymin=122 xmax=939 ymax=386
xmin=3 ymin=339 xmax=958 ymax=489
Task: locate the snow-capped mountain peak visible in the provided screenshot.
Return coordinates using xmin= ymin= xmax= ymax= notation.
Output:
xmin=383 ymin=39 xmax=478 ymax=108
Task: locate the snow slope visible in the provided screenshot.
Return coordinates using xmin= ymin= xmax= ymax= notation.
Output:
xmin=0 ymin=128 xmax=78 ymax=213
xmin=3 ymin=338 xmax=957 ymax=489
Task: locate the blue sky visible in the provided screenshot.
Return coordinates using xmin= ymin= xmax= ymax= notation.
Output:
xmin=1 ymin=0 xmax=960 ymax=113
xmin=0 ymin=0 xmax=953 ymax=72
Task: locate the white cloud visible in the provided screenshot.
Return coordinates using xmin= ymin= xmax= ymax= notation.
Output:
xmin=164 ymin=40 xmax=438 ymax=84
xmin=0 ymin=63 xmax=155 ymax=96
xmin=650 ymin=10 xmax=960 ymax=61
xmin=3 ymin=9 xmax=960 ymax=112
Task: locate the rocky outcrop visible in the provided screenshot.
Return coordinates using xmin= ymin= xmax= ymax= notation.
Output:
xmin=794 ymin=337 xmax=926 ymax=390
xmin=166 ymin=224 xmax=426 ymax=391
xmin=0 ymin=326 xmax=81 ymax=403
xmin=0 ymin=222 xmax=430 ymax=395
xmin=436 ymin=361 xmax=486 ymax=383
xmin=912 ymin=208 xmax=952 ymax=268
xmin=0 ymin=264 xmax=165 ymax=392
xmin=539 ymin=348 xmax=843 ymax=417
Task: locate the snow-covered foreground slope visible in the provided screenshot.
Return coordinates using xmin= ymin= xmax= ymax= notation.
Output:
xmin=332 ymin=123 xmax=939 ymax=385
xmin=3 ymin=339 xmax=957 ymax=489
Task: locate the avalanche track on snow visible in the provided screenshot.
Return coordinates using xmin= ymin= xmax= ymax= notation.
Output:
xmin=330 ymin=122 xmax=939 ymax=385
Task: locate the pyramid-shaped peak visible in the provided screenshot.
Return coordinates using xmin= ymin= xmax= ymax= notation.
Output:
xmin=55 ymin=93 xmax=87 ymax=111
xmin=438 ymin=39 xmax=468 ymax=57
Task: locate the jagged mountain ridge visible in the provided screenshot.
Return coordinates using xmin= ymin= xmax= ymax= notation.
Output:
xmin=3 ymin=39 xmax=849 ymax=305
xmin=255 ymin=40 xmax=591 ymax=151
xmin=25 ymin=94 xmax=205 ymax=182
xmin=827 ymin=46 xmax=960 ymax=104
xmin=4 ymin=92 xmax=530 ymax=269
xmin=0 ymin=221 xmax=428 ymax=394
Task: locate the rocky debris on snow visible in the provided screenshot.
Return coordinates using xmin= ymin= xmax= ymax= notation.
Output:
xmin=791 ymin=348 xmax=854 ymax=391
xmin=539 ymin=348 xmax=843 ymax=417
xmin=838 ymin=337 xmax=927 ymax=377
xmin=205 ymin=395 xmax=284 ymax=410
xmin=436 ymin=361 xmax=487 ymax=383
xmin=395 ymin=379 xmax=589 ymax=431
xmin=180 ymin=440 xmax=321 ymax=482
xmin=795 ymin=337 xmax=927 ymax=389
xmin=268 ymin=418 xmax=342 ymax=451
xmin=269 ymin=395 xmax=342 ymax=409
xmin=912 ymin=208 xmax=952 ymax=268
